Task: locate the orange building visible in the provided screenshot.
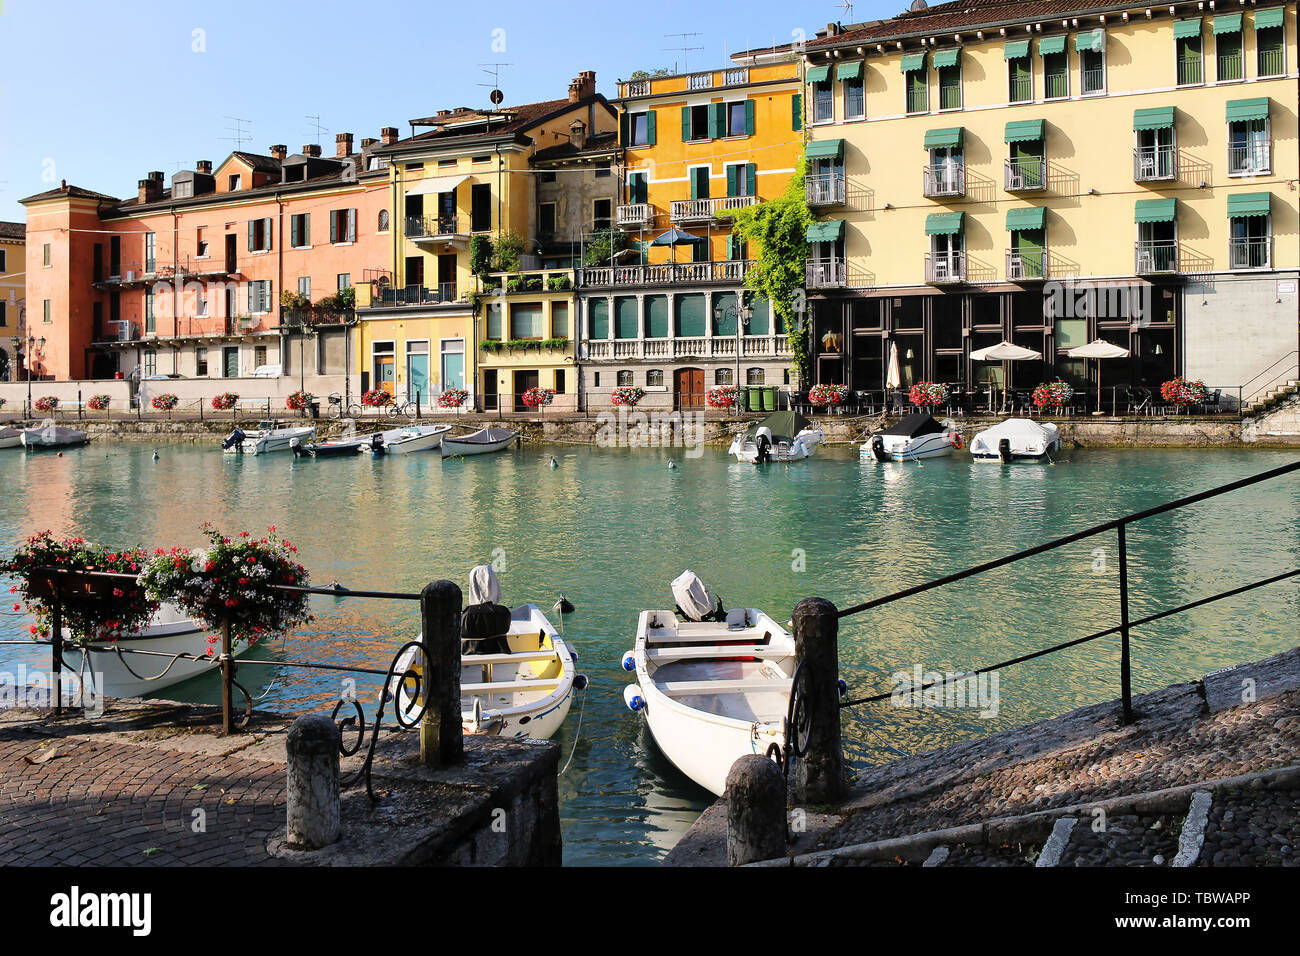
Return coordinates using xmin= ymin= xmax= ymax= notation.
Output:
xmin=21 ymin=132 xmax=393 ymax=396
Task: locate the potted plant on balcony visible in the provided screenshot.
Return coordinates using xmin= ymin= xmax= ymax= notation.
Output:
xmin=1032 ymin=380 xmax=1074 ymax=411
xmin=437 ymin=388 xmax=469 ymax=410
xmin=807 ymin=384 xmax=848 ymax=408
xmin=610 ymin=386 xmax=645 ymax=408
xmin=521 ymin=387 xmax=555 ymax=408
xmin=707 ymin=385 xmax=740 ymax=409
xmin=908 ymin=381 xmax=949 ymax=408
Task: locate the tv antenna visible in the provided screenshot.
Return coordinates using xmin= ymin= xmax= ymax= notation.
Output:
xmin=478 ymin=63 xmax=512 ymax=106
xmin=306 ymin=114 xmax=327 ymax=146
xmin=221 ymin=116 xmax=251 ymax=152
xmin=840 ymin=1 xmax=855 ymax=20
xmin=663 ymin=33 xmax=704 ymax=74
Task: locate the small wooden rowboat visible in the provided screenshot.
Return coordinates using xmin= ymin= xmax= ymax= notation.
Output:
xmin=623 ymin=605 xmax=796 ymax=796
xmin=381 ymin=423 xmax=452 ymax=454
xmin=441 ymin=427 xmax=519 ymax=457
xmin=390 ymin=604 xmax=581 ymax=740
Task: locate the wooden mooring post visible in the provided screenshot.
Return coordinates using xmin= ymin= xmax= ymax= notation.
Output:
xmin=791 ymin=596 xmax=847 ymax=804
xmin=419 ymin=580 xmax=464 ymax=767
xmin=726 ymin=754 xmax=786 ymax=866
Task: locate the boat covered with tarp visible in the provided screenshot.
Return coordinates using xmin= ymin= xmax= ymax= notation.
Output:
xmin=728 ymin=411 xmax=824 ymax=463
xmin=862 ymin=412 xmax=962 ymax=461
xmin=969 ymin=417 xmax=1062 ymax=463
xmin=21 ymin=424 xmax=88 ymax=451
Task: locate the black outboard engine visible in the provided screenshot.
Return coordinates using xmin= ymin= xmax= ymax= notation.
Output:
xmin=221 ymin=428 xmax=246 ymax=452
xmin=291 ymin=438 xmax=306 ymax=458
xmin=369 ymin=433 xmax=386 ymax=456
xmin=870 ymin=434 xmax=887 ymax=462
xmin=997 ymin=437 xmax=1012 ymax=463
xmin=756 ymin=433 xmax=772 ymax=464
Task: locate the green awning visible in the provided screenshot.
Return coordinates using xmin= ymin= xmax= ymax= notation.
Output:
xmin=1005 ymin=119 xmax=1044 ymax=143
xmin=1133 ymin=107 xmax=1175 ymax=131
xmin=1075 ymin=29 xmax=1105 ymax=53
xmin=923 ymin=127 xmax=963 ymax=149
xmin=1006 ymin=206 xmax=1046 ymax=232
xmin=806 ymin=64 xmax=831 ymax=84
xmin=806 ymin=220 xmax=844 ymax=242
xmin=1255 ymin=8 xmax=1285 ymax=30
xmin=1227 ymin=192 xmax=1271 ymax=218
xmin=1135 ymin=198 xmax=1177 ymax=224
xmin=1173 ymin=18 xmax=1202 ymax=39
xmin=1213 ymin=13 xmax=1242 ymax=35
xmin=933 ymin=48 xmax=960 ymax=69
xmin=1226 ymin=97 xmax=1269 ymax=122
xmin=1038 ymin=36 xmax=1066 ymax=56
xmin=1004 ymin=39 xmax=1031 ymax=60
xmin=900 ymin=53 xmax=927 ymax=72
xmin=925 ymin=211 xmax=964 ymax=235
xmin=837 ymin=60 xmax=863 ymax=80
xmin=806 ymin=138 xmax=844 ymax=159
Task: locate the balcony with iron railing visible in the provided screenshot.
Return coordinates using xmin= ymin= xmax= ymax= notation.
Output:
xmin=1176 ymin=58 xmax=1202 ymax=86
xmin=922 ymin=163 xmax=965 ymax=199
xmin=1044 ymin=70 xmax=1068 ymax=99
xmin=483 ymin=268 xmax=573 ymax=295
xmin=1008 ymin=75 xmax=1032 ymax=103
xmin=925 ymin=253 xmax=966 ymax=284
xmin=1006 ymin=250 xmax=1050 ymax=281
xmin=616 ymin=203 xmax=654 ymax=228
xmin=94 ymin=255 xmax=232 ymax=288
xmin=404 ymin=215 xmax=463 ymax=241
xmin=1134 ymin=241 xmax=1179 ymax=274
xmin=806 ymin=173 xmax=846 ymax=207
xmin=670 ymin=196 xmax=759 ymax=222
xmin=578 ymin=259 xmax=754 ymax=288
xmin=1229 ymin=237 xmax=1272 ymax=270
xmin=373 ymin=282 xmax=460 ymax=308
xmin=1134 ymin=146 xmax=1178 ymax=182
xmin=806 ymin=258 xmax=847 ymax=288
xmin=1004 ymin=158 xmax=1046 ymax=192
xmin=1216 ymin=52 xmax=1243 ymax=82
xmin=1258 ymin=47 xmax=1285 ymax=77
xmin=1228 ymin=144 xmax=1271 ymax=177
xmin=1081 ymin=67 xmax=1106 ymax=94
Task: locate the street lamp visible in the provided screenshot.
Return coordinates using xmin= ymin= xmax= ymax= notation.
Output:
xmin=712 ymin=296 xmax=753 ymax=416
xmin=23 ymin=334 xmax=46 ymax=417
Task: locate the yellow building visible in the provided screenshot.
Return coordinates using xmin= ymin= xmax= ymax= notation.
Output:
xmin=360 ymin=72 xmax=616 ymax=410
xmin=0 ymin=222 xmax=25 ymax=381
xmin=577 ymin=50 xmax=804 ymax=410
xmin=803 ymin=0 xmax=1298 ymax=409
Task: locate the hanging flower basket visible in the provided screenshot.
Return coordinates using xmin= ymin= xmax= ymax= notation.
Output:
xmin=437 ymin=388 xmax=469 ymax=409
xmin=151 ymin=394 xmax=179 ymax=411
xmin=1160 ymin=377 xmax=1208 ymax=407
xmin=87 ymin=394 xmax=112 ymax=411
xmin=521 ymin=387 xmax=555 ymax=408
xmin=0 ymin=398 xmax=7 ymax=409
xmin=361 ymin=388 xmax=391 ymax=408
xmin=1032 ymin=380 xmax=1074 ymax=409
xmin=808 ymin=384 xmax=848 ymax=407
xmin=34 ymin=396 xmax=59 ymax=413
xmin=908 ymin=382 xmax=949 ymax=407
xmin=285 ymin=390 xmax=314 ymax=411
xmin=140 ymin=524 xmax=312 ymax=652
xmin=212 ymin=392 xmax=239 ymax=410
xmin=610 ymin=386 xmax=645 ymax=407
xmin=1 ymin=532 xmax=157 ymax=644
xmin=707 ymin=385 xmax=740 ymax=409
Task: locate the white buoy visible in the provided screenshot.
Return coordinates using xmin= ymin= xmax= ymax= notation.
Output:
xmin=623 ymin=684 xmax=645 ymax=712
xmin=620 ymin=650 xmax=636 ymax=672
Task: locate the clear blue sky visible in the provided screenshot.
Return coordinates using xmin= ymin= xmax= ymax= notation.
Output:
xmin=0 ymin=0 xmax=898 ymax=223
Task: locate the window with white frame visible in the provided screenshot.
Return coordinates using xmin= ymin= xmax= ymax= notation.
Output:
xmin=247 ymin=279 xmax=272 ymax=314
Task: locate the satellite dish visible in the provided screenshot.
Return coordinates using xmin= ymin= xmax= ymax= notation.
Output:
xmin=489 ymin=89 xmax=504 ymax=105
xmin=909 ymin=0 xmax=928 ymax=10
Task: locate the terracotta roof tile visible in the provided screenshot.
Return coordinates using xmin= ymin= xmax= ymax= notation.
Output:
xmin=20 ymin=183 xmax=121 ymax=204
xmin=392 ymin=97 xmax=580 ymax=147
xmin=0 ymin=221 xmax=24 ymax=240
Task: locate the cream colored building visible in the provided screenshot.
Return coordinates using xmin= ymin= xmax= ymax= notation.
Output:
xmin=0 ymin=222 xmax=25 ymax=381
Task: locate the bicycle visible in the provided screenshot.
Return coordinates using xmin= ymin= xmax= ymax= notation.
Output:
xmin=384 ymin=399 xmax=418 ymax=420
xmin=326 ymin=392 xmax=364 ymax=420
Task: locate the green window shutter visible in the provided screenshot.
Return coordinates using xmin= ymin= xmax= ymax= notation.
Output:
xmin=348 ymin=209 xmax=356 ymax=242
xmin=330 ymin=212 xmax=338 ymax=243
xmin=706 ymin=103 xmax=721 ymax=139
xmin=726 ymin=164 xmax=739 ymax=197
xmin=646 ymin=296 xmax=670 ymax=338
xmin=725 ymin=234 xmax=735 ymax=260
xmin=1254 ymin=8 xmax=1284 ymax=30
xmin=265 ymin=218 xmax=274 ymax=251
xmin=746 ymin=163 xmax=757 ymax=197
xmin=615 ymin=297 xmax=639 ymax=339
xmin=303 ymin=213 xmax=310 ymax=245
xmin=690 ymin=167 xmax=707 ymax=200
xmin=744 ymin=99 xmax=755 ymax=136
xmin=792 ymin=93 xmax=802 ymax=131
xmin=681 ymin=106 xmax=691 ymax=141
xmin=675 ymin=293 xmax=707 ymax=337
xmin=247 ymin=284 xmax=254 ymax=313
xmin=646 ymin=110 xmax=657 ymax=146
xmin=290 ymin=217 xmax=299 ymax=247
xmin=590 ymin=298 xmax=609 ymax=340
xmin=620 ymin=111 xmax=629 ymax=145
xmin=247 ymin=220 xmax=255 ymax=251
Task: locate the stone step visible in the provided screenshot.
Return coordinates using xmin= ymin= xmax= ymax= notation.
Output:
xmin=1197 ymin=787 xmax=1299 ymax=866
xmin=1172 ymin=790 xmax=1213 ymax=866
xmin=1056 ymin=809 xmax=1184 ymax=866
xmin=1035 ymin=816 xmax=1078 ymax=866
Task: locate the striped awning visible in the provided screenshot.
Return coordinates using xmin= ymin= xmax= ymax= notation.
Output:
xmin=1173 ymin=18 xmax=1202 ymax=39
xmin=806 ymin=64 xmax=831 ymax=84
xmin=925 ymin=212 xmax=964 ymax=235
xmin=923 ymin=127 xmax=963 ymax=150
xmin=1135 ymin=198 xmax=1177 ymax=224
xmin=1226 ymin=97 xmax=1269 ymax=122
xmin=1133 ymin=107 xmax=1175 ymax=131
xmin=806 ymin=139 xmax=844 ymax=159
xmin=900 ymin=53 xmax=927 ymax=72
xmin=933 ymin=48 xmax=960 ymax=68
xmin=837 ymin=60 xmax=863 ymax=80
xmin=806 ymin=220 xmax=845 ymax=242
xmin=1038 ymin=36 xmax=1066 ymax=56
xmin=1005 ymin=119 xmax=1044 ymax=143
xmin=1227 ymin=193 xmax=1271 ymax=218
xmin=1255 ymin=8 xmax=1285 ymax=30
xmin=1004 ymin=39 xmax=1031 ymax=59
xmin=1213 ymin=13 xmax=1242 ymax=35
xmin=1006 ymin=206 xmax=1046 ymax=232
xmin=1075 ymin=29 xmax=1105 ymax=53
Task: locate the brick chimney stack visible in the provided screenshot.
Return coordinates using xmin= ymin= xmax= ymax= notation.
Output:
xmin=568 ymin=71 xmax=596 ymax=102
xmin=138 ymin=171 xmax=164 ymax=203
xmin=380 ymin=127 xmax=399 ymax=146
xmin=196 ymin=160 xmax=212 ymax=174
xmin=336 ymin=132 xmax=354 ymax=158
xmin=270 ymin=144 xmax=288 ymax=160
xmin=360 ymin=138 xmax=378 ymax=149
xmin=569 ymin=119 xmax=587 ymax=150
xmin=302 ymin=144 xmax=322 ymax=158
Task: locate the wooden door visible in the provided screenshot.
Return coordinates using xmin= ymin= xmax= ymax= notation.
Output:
xmin=376 ymin=356 xmax=396 ymax=397
xmin=675 ymin=367 xmax=704 ymax=409
xmin=514 ymin=370 xmax=539 ymax=412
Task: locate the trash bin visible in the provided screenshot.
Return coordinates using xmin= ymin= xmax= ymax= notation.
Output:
xmin=309 ymin=401 xmax=320 ymax=419
xmin=746 ymin=386 xmax=761 ymax=412
xmin=762 ymin=386 xmax=777 ymax=412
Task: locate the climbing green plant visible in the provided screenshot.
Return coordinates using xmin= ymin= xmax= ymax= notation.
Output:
xmin=469 ymin=235 xmax=494 ymax=278
xmin=493 ymin=230 xmax=526 ymax=273
xmin=725 ymin=157 xmax=814 ymax=385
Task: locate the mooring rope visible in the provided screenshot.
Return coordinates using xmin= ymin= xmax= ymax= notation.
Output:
xmin=559 ymin=687 xmax=588 ymax=776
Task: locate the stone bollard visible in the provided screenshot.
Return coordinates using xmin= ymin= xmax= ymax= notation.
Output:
xmin=420 ymin=580 xmax=464 ymax=767
xmin=791 ymin=596 xmax=848 ymax=804
xmin=726 ymin=754 xmax=787 ymax=866
xmin=285 ymin=714 xmax=342 ymax=850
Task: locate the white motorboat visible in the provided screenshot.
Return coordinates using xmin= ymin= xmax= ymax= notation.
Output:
xmin=292 ymin=433 xmax=385 ymax=458
xmin=390 ymin=603 xmax=581 ymax=740
xmin=61 ymin=603 xmax=253 ymax=698
xmin=441 ymin=427 xmax=519 ymax=457
xmin=380 ymin=423 xmax=452 ymax=454
xmin=0 ymin=426 xmax=26 ymax=449
xmin=862 ymin=412 xmax=963 ymax=462
xmin=729 ymin=411 xmax=825 ymax=463
xmin=21 ymin=424 xmax=89 ymax=451
xmin=222 ymin=420 xmax=315 ymax=455
xmin=969 ymin=417 xmax=1062 ymax=463
xmin=622 ymin=571 xmax=796 ymax=796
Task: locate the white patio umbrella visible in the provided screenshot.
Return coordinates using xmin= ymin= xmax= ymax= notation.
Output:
xmin=885 ymin=341 xmax=901 ymax=390
xmin=1067 ymin=338 xmax=1131 ymax=414
xmin=969 ymin=340 xmax=1042 ymax=411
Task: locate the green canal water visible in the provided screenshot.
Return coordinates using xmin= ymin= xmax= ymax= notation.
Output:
xmin=1 ymin=440 xmax=1297 ymax=864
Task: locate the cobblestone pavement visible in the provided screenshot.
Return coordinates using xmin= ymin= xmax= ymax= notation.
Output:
xmin=1199 ymin=788 xmax=1300 ymax=867
xmin=1058 ymin=812 xmax=1183 ymax=867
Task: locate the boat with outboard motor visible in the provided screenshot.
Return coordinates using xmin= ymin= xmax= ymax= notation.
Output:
xmin=862 ymin=412 xmax=963 ymax=462
xmin=969 ymin=417 xmax=1062 ymax=463
xmin=292 ymin=433 xmax=386 ymax=458
xmin=222 ymin=420 xmax=315 ymax=455
xmin=728 ymin=411 xmax=825 ymax=463
xmin=0 ymin=426 xmax=27 ymax=450
xmin=621 ymin=571 xmax=798 ymax=796
xmin=379 ymin=423 xmax=453 ymax=454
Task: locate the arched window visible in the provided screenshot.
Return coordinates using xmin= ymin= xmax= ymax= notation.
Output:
xmin=646 ymin=369 xmax=664 ymax=387
xmin=617 ymin=369 xmax=633 ymax=386
xmin=378 ymin=209 xmax=390 ymax=232
xmin=715 ymin=368 xmax=734 ymax=385
xmin=746 ymin=367 xmax=764 ymax=385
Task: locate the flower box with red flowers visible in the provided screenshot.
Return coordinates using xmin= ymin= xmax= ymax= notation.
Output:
xmin=33 ymin=396 xmax=59 ymax=413
xmin=707 ymin=386 xmax=740 ymax=409
xmin=807 ymin=384 xmax=848 ymax=407
xmin=285 ymin=390 xmax=314 ymax=411
xmin=1160 ymin=377 xmax=1208 ymax=407
xmin=1032 ymin=380 xmax=1074 ymax=409
xmin=86 ymin=394 xmax=112 ymax=411
xmin=151 ymin=393 xmax=179 ymax=411
xmin=361 ymin=388 xmax=391 ymax=408
xmin=211 ymin=392 xmax=239 ymax=410
xmin=437 ymin=388 xmax=469 ymax=409
xmin=610 ymin=386 xmax=645 ymax=407
xmin=908 ymin=382 xmax=949 ymax=407
xmin=521 ymin=387 xmax=555 ymax=408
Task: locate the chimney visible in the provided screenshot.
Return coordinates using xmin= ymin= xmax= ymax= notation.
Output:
xmin=270 ymin=144 xmax=288 ymax=160
xmin=336 ymin=132 xmax=354 ymax=158
xmin=302 ymin=144 xmax=322 ymax=158
xmin=568 ymin=70 xmax=596 ymax=102
xmin=569 ymin=119 xmax=587 ymax=150
xmin=196 ymin=160 xmax=212 ymax=174
xmin=381 ymin=126 xmax=399 ymax=146
xmin=360 ymin=137 xmax=378 ymax=149
xmin=138 ymin=171 xmax=164 ymax=203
